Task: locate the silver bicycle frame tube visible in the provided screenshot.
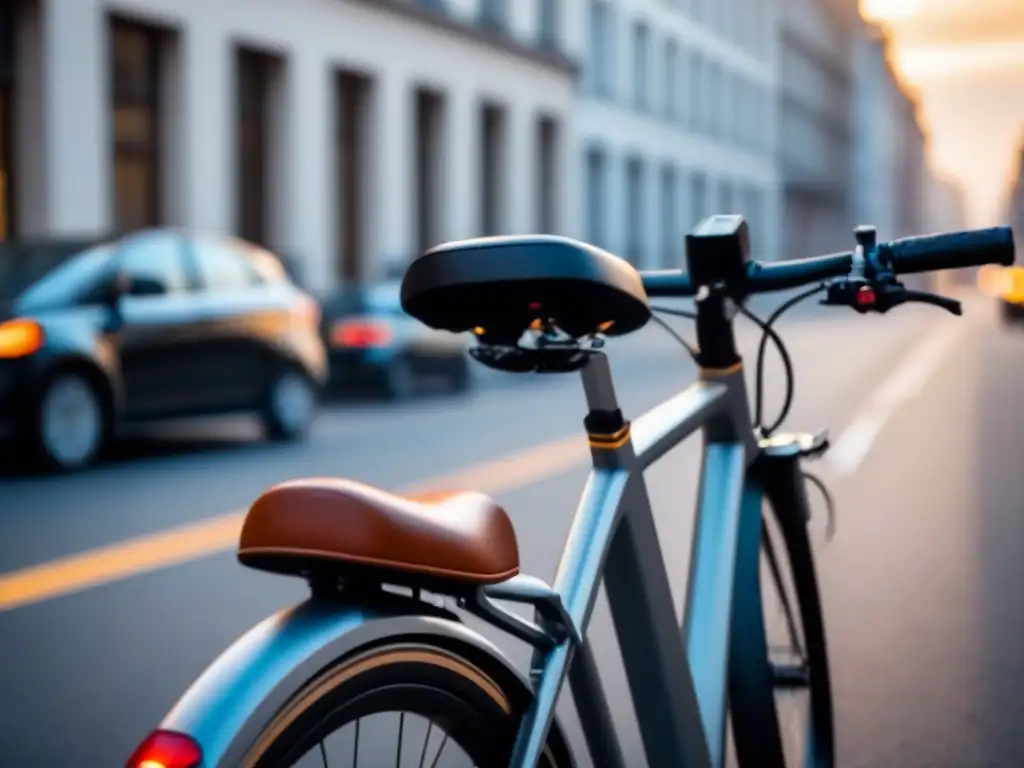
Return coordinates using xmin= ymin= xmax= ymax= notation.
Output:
xmin=510 ymin=352 xmax=761 ymax=768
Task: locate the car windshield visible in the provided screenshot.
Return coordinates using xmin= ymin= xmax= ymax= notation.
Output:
xmin=14 ymin=245 xmax=116 ymax=312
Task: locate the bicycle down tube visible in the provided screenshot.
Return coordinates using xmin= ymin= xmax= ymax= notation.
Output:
xmin=509 ymin=300 xmax=770 ymax=768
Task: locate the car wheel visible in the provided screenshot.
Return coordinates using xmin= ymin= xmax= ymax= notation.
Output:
xmin=32 ymin=372 xmax=107 ymax=472
xmin=262 ymin=368 xmax=318 ymax=441
xmin=383 ymin=356 xmax=418 ymax=400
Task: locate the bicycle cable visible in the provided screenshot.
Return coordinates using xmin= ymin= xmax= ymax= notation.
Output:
xmin=649 ymin=285 xmax=836 ymax=540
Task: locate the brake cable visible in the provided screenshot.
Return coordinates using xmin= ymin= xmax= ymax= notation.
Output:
xmin=649 ymin=288 xmax=837 ymax=541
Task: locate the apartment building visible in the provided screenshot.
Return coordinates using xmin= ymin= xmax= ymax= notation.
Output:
xmin=576 ymin=0 xmax=782 ymax=267
xmin=853 ymin=22 xmax=929 ymax=242
xmin=779 ymin=0 xmax=860 ymax=260
xmin=0 ymin=0 xmax=577 ymax=289
xmin=1008 ymin=140 xmax=1024 ymax=237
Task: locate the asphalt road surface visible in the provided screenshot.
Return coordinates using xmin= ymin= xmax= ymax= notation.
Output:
xmin=2 ymin=291 xmax=1024 ymax=767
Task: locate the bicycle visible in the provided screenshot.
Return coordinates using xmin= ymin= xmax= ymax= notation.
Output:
xmin=127 ymin=218 xmax=1014 ymax=768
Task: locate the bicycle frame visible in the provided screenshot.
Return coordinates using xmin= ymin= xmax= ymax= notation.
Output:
xmin=501 ymin=340 xmax=771 ymax=768
xmin=151 ymin=296 xmax=815 ymax=768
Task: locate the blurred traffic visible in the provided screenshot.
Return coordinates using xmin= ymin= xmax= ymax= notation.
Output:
xmin=320 ymin=280 xmax=471 ymax=399
xmin=0 ymin=229 xmax=326 ymax=470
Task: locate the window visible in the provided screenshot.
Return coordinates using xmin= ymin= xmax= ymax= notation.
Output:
xmin=690 ymin=172 xmax=707 ymax=227
xmin=536 ymin=116 xmax=558 ymax=233
xmin=117 ymin=232 xmax=188 ymax=293
xmin=746 ymin=186 xmax=766 ymax=256
xmin=588 ymin=1 xmax=612 ymax=98
xmin=625 ymin=156 xmax=643 ymax=264
xmin=727 ymin=72 xmax=741 ymax=143
xmin=735 ymin=77 xmax=748 ymax=146
xmin=718 ymin=179 xmax=733 ymax=215
xmin=631 ymin=21 xmax=650 ymax=111
xmin=110 ymin=17 xmax=164 ymax=233
xmin=480 ymin=0 xmax=507 ymax=31
xmin=538 ymin=0 xmax=560 ymax=50
xmin=236 ymin=48 xmax=274 ymax=247
xmin=480 ymin=102 xmax=506 ymax=236
xmin=414 ymin=86 xmax=444 ymax=254
xmin=663 ymin=39 xmax=678 ymax=120
xmin=0 ymin=74 xmax=13 ymax=241
xmin=0 ymin=0 xmax=15 ymax=241
xmin=707 ymin=61 xmax=723 ymax=136
xmin=690 ymin=52 xmax=704 ymax=132
xmin=336 ymin=71 xmax=372 ymax=282
xmin=192 ymin=238 xmax=261 ymax=291
xmin=584 ymin=146 xmax=606 ymax=247
xmin=660 ymin=164 xmax=678 ymax=267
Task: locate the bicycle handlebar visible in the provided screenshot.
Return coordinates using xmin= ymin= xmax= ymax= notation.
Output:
xmin=641 ymin=225 xmax=1016 ymax=298
xmin=878 ymin=226 xmax=1015 ymax=274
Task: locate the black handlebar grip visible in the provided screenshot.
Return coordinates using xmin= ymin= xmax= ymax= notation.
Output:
xmin=882 ymin=226 xmax=1015 ymax=274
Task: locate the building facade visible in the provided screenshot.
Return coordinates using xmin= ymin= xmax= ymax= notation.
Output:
xmin=852 ymin=22 xmax=929 ymax=242
xmin=778 ymin=0 xmax=860 ymax=260
xmin=925 ymin=172 xmax=967 ymax=234
xmin=0 ymin=0 xmax=577 ymax=290
xmin=1007 ymin=139 xmax=1024 ymax=238
xmin=576 ymin=0 xmax=782 ymax=266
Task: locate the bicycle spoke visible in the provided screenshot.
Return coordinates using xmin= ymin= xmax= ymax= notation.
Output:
xmin=318 ymin=740 xmax=328 ymax=768
xmin=396 ymin=713 xmax=405 ymax=767
xmin=427 ymin=733 xmax=449 ymax=768
xmin=352 ymin=718 xmax=360 ymax=767
xmin=417 ymin=721 xmax=434 ymax=768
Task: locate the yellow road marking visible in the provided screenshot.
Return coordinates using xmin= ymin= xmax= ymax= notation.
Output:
xmin=0 ymin=435 xmax=589 ymax=613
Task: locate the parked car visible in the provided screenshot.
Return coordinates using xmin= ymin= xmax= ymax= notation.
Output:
xmin=321 ymin=281 xmax=471 ymax=398
xmin=999 ymin=265 xmax=1024 ymax=325
xmin=0 ymin=229 xmax=327 ymax=471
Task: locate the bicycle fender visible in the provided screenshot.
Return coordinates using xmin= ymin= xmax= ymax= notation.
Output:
xmin=153 ymin=595 xmax=531 ymax=768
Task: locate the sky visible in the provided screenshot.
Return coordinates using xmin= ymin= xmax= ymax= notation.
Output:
xmin=860 ymin=0 xmax=1024 ymax=226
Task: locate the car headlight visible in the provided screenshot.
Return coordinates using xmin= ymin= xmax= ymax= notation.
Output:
xmin=0 ymin=319 xmax=45 ymax=359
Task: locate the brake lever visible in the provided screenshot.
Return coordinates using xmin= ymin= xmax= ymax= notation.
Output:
xmin=902 ymin=290 xmax=962 ymax=316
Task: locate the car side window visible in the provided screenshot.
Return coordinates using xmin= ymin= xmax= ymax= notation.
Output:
xmin=192 ymin=239 xmax=263 ymax=291
xmin=116 ymin=233 xmax=189 ymax=295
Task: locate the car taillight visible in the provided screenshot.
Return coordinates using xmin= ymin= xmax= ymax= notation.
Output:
xmin=125 ymin=730 xmax=203 ymax=768
xmin=331 ymin=319 xmax=393 ymax=348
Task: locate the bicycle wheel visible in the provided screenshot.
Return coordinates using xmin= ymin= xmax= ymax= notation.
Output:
xmin=242 ymin=640 xmax=574 ymax=768
xmin=756 ymin=497 xmax=836 ymax=767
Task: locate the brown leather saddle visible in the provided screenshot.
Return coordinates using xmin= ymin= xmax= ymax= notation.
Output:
xmin=238 ymin=477 xmax=520 ymax=587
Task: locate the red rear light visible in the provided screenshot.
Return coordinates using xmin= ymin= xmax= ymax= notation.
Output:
xmin=126 ymin=730 xmax=203 ymax=768
xmin=331 ymin=319 xmax=393 ymax=348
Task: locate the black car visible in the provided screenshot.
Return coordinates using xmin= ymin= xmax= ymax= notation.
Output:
xmin=0 ymin=229 xmax=327 ymax=471
xmin=321 ymin=281 xmax=471 ymax=398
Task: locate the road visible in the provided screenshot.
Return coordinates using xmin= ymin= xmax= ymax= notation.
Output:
xmin=2 ymin=291 xmax=1024 ymax=767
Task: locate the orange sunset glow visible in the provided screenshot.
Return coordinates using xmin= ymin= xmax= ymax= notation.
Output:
xmin=861 ymin=0 xmax=1024 ymax=225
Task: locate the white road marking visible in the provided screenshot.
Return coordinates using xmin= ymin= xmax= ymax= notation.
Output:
xmin=825 ymin=320 xmax=968 ymax=477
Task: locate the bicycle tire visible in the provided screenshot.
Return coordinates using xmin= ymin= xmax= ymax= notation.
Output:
xmin=242 ymin=640 xmax=574 ymax=768
xmin=759 ymin=495 xmax=836 ymax=767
